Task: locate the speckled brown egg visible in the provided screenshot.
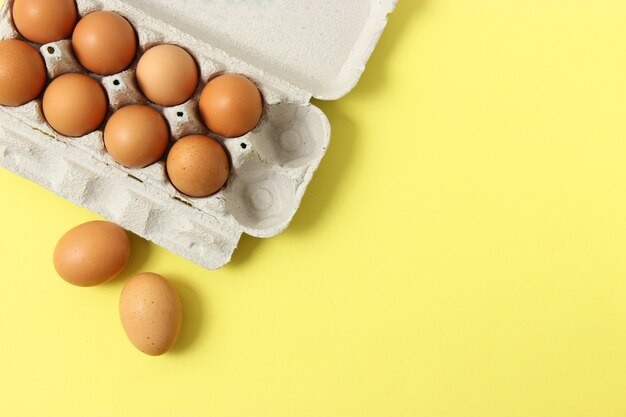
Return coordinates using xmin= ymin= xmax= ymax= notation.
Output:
xmin=12 ymin=0 xmax=78 ymax=44
xmin=119 ymin=273 xmax=182 ymax=356
xmin=104 ymin=104 xmax=169 ymax=168
xmin=166 ymin=134 xmax=230 ymax=198
xmin=199 ymin=74 xmax=263 ymax=138
xmin=53 ymin=221 xmax=131 ymax=287
xmin=72 ymin=11 xmax=137 ymax=75
xmin=0 ymin=39 xmax=46 ymax=107
xmin=136 ymin=44 xmax=199 ymax=107
xmin=42 ymin=73 xmax=107 ymax=137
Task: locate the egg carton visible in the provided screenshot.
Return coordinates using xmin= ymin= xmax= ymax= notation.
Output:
xmin=0 ymin=0 xmax=396 ymax=269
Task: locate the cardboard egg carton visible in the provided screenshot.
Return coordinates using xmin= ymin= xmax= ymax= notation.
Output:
xmin=0 ymin=0 xmax=396 ymax=269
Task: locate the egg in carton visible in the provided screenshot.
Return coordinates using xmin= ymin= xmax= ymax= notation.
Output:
xmin=0 ymin=0 xmax=396 ymax=269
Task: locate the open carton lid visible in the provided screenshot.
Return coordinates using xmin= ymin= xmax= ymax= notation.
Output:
xmin=126 ymin=0 xmax=397 ymax=100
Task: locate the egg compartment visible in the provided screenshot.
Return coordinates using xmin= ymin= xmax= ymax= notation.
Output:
xmin=0 ymin=0 xmax=396 ymax=269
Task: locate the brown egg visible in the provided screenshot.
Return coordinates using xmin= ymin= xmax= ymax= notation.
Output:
xmin=104 ymin=105 xmax=169 ymax=168
xmin=42 ymin=73 xmax=107 ymax=137
xmin=12 ymin=0 xmax=77 ymax=44
xmin=53 ymin=221 xmax=131 ymax=287
xmin=72 ymin=11 xmax=137 ymax=75
xmin=136 ymin=45 xmax=199 ymax=107
xmin=199 ymin=74 xmax=263 ymax=138
xmin=0 ymin=39 xmax=46 ymax=107
xmin=119 ymin=273 xmax=182 ymax=356
xmin=166 ymin=135 xmax=230 ymax=197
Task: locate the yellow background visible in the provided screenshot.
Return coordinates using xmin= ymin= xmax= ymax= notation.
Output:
xmin=2 ymin=1 xmax=626 ymax=416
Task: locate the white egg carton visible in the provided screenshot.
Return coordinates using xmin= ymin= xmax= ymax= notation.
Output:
xmin=0 ymin=0 xmax=396 ymax=269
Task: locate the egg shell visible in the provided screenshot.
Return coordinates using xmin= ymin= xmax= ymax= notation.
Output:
xmin=42 ymin=72 xmax=107 ymax=137
xmin=53 ymin=221 xmax=131 ymax=287
xmin=12 ymin=0 xmax=77 ymax=44
xmin=0 ymin=39 xmax=46 ymax=106
xmin=136 ymin=44 xmax=199 ymax=107
xmin=104 ymin=104 xmax=169 ymax=168
xmin=199 ymin=73 xmax=263 ymax=138
xmin=166 ymin=134 xmax=230 ymax=198
xmin=72 ymin=11 xmax=137 ymax=75
xmin=119 ymin=273 xmax=182 ymax=356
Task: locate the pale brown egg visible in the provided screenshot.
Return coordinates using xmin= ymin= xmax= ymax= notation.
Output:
xmin=166 ymin=135 xmax=230 ymax=198
xmin=104 ymin=105 xmax=169 ymax=168
xmin=72 ymin=11 xmax=137 ymax=75
xmin=119 ymin=273 xmax=182 ymax=356
xmin=0 ymin=39 xmax=46 ymax=107
xmin=199 ymin=73 xmax=263 ymax=138
xmin=136 ymin=44 xmax=199 ymax=107
xmin=12 ymin=0 xmax=77 ymax=44
xmin=42 ymin=73 xmax=107 ymax=137
xmin=53 ymin=221 xmax=131 ymax=287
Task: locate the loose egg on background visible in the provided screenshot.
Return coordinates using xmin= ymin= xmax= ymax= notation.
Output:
xmin=72 ymin=11 xmax=137 ymax=75
xmin=104 ymin=104 xmax=170 ymax=168
xmin=199 ymin=73 xmax=263 ymax=138
xmin=119 ymin=273 xmax=182 ymax=356
xmin=136 ymin=44 xmax=199 ymax=107
xmin=54 ymin=221 xmax=131 ymax=287
xmin=166 ymin=134 xmax=230 ymax=198
xmin=0 ymin=39 xmax=46 ymax=106
xmin=42 ymin=73 xmax=107 ymax=137
xmin=12 ymin=0 xmax=77 ymax=44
